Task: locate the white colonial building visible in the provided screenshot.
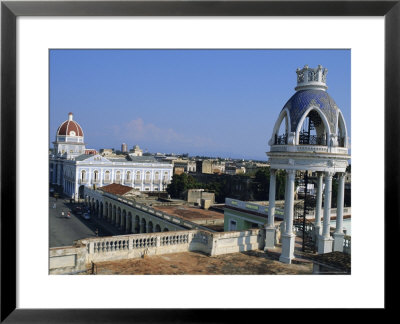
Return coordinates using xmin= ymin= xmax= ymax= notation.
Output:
xmin=49 ymin=113 xmax=173 ymax=201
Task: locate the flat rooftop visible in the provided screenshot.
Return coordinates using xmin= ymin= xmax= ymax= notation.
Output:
xmin=88 ymin=251 xmax=313 ymax=275
xmin=153 ymin=205 xmax=224 ymax=222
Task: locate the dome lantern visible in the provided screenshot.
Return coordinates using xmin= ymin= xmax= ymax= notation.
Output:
xmin=295 ymin=64 xmax=328 ymax=91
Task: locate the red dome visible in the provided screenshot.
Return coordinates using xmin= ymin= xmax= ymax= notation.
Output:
xmin=56 ymin=113 xmax=84 ymax=137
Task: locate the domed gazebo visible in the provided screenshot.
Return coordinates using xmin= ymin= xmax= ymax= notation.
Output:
xmin=265 ymin=65 xmax=350 ymax=263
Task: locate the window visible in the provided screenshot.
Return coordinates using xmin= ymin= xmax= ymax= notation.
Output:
xmin=116 ymin=171 xmax=121 ymax=181
xmin=145 ymin=171 xmax=151 ymax=182
xmin=163 ymin=171 xmax=169 ymax=182
xmin=135 ymin=171 xmax=141 ymax=181
xmin=155 ymin=172 xmax=160 ymax=181
xmin=94 ymin=170 xmax=99 ymax=181
xmin=229 ymin=220 xmax=237 ymax=231
xmin=105 ymin=171 xmax=110 ymax=180
xmin=126 ymin=171 xmax=131 ymax=180
xmin=81 ymin=170 xmax=86 ymax=181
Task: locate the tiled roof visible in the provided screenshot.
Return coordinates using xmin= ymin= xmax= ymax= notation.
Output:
xmin=99 ymin=183 xmax=135 ymax=196
xmin=128 ymin=155 xmax=165 ymax=163
xmin=107 ymin=156 xmax=130 ymax=162
xmin=283 ymin=89 xmax=339 ymax=133
xmin=57 ymin=119 xmax=84 ymax=137
xmin=74 ymin=154 xmax=93 ymax=161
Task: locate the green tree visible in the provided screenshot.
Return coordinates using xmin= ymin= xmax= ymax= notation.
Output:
xmin=166 ymin=173 xmax=199 ymax=198
xmin=252 ymin=167 xmax=270 ymax=200
xmin=276 ymin=170 xmax=287 ymax=200
xmin=331 ymin=176 xmax=339 ymax=208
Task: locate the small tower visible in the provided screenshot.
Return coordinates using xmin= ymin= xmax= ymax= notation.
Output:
xmin=53 ymin=112 xmax=86 ymax=159
xmin=130 ymin=144 xmax=143 ymax=157
xmin=265 ymin=65 xmax=350 ymax=263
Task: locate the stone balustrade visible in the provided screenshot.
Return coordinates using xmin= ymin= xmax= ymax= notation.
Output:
xmin=50 ymin=228 xmax=263 ymax=274
xmin=270 ymin=145 xmax=348 ymax=155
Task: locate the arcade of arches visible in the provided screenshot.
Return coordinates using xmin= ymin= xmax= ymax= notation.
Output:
xmin=84 ymin=195 xmax=176 ymax=234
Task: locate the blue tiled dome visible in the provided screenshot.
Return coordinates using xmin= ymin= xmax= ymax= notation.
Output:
xmin=283 ymin=89 xmax=339 ymax=133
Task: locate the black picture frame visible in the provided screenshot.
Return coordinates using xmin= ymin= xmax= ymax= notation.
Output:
xmin=1 ymin=0 xmax=397 ymax=322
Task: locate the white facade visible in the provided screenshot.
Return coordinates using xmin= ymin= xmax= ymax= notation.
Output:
xmin=50 ymin=113 xmax=173 ymax=200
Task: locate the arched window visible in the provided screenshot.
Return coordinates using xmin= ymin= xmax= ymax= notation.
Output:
xmin=116 ymin=171 xmax=121 ymax=181
xmin=93 ymin=170 xmax=99 ymax=181
xmin=271 ymin=109 xmax=290 ymax=145
xmin=154 ymin=171 xmax=160 ymax=181
xmin=163 ymin=171 xmax=169 ymax=182
xmin=135 ymin=171 xmax=141 ymax=180
xmin=145 ymin=171 xmax=151 ymax=182
xmin=298 ymin=110 xmax=327 ymax=145
xmin=105 ymin=171 xmax=110 ymax=181
xmin=126 ymin=171 xmax=131 ymax=180
xmin=81 ymin=170 xmax=86 ymax=181
xmin=337 ymin=111 xmax=347 ymax=147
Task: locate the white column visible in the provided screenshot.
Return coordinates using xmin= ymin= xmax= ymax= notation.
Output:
xmin=281 ymin=174 xmax=289 ymax=233
xmin=279 ymin=170 xmax=296 ymax=264
xmin=333 ymin=172 xmax=346 ymax=252
xmin=74 ymin=167 xmax=79 ymax=202
xmin=318 ymin=171 xmax=334 ymax=254
xmin=314 ymin=172 xmax=323 ymax=239
xmin=265 ymin=169 xmax=277 ymax=249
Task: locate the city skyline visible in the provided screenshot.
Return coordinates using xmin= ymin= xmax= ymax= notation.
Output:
xmin=50 ymin=49 xmax=351 ymax=160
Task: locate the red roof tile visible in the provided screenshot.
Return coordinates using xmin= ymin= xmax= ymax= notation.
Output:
xmin=99 ymin=183 xmax=134 ymax=196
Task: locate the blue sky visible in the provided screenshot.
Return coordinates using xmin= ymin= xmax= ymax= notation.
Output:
xmin=50 ymin=49 xmax=350 ymax=161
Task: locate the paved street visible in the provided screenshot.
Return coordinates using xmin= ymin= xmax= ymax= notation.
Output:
xmin=49 ymin=196 xmax=125 ymax=248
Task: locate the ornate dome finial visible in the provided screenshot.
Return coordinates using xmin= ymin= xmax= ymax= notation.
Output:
xmin=295 ymin=65 xmax=328 ymax=91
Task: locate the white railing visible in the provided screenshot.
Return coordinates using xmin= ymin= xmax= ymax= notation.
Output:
xmin=297 ymin=145 xmax=328 ymax=152
xmin=270 ymin=145 xmax=329 ymax=153
xmin=75 ymin=228 xmax=262 ymax=265
xmin=90 ymin=232 xmax=191 ymax=254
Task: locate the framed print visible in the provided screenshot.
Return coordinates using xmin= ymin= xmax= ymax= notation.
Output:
xmin=1 ymin=0 xmax=397 ymax=322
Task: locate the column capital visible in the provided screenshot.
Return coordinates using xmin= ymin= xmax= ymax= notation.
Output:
xmin=287 ymin=169 xmax=296 ymax=180
xmin=324 ymin=171 xmax=335 ymax=178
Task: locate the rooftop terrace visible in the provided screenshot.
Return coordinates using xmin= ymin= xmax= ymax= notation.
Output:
xmin=87 ymin=251 xmax=313 ymax=275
